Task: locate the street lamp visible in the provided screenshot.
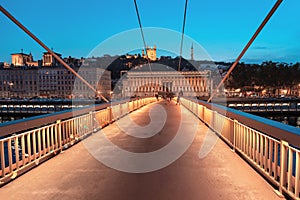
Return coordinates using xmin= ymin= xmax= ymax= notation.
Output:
xmin=96 ymin=91 xmax=101 ymax=99
xmin=4 ymin=81 xmax=14 ymax=98
xmin=109 ymin=91 xmax=113 ymax=101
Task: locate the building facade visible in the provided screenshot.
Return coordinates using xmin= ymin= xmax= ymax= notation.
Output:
xmin=122 ymin=70 xmax=212 ymax=98
xmin=42 ymin=52 xmax=62 ymax=67
xmin=0 ymin=67 xmax=39 ymax=98
xmin=11 ymin=52 xmax=38 ymax=66
xmin=72 ymin=67 xmax=111 ymax=99
xmin=0 ymin=66 xmax=111 ymax=99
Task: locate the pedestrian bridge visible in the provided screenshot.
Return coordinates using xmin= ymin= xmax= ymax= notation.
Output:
xmin=0 ymin=97 xmax=299 ymax=199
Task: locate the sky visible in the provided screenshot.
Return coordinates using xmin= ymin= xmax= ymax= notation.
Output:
xmin=0 ymin=0 xmax=299 ymax=64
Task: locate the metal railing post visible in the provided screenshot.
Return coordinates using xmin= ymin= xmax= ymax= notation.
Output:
xmin=203 ymin=106 xmax=206 ymax=124
xmin=295 ymin=151 xmax=300 ymax=198
xmin=233 ymin=120 xmax=238 ymax=152
xmin=212 ymin=111 xmax=216 ymax=131
xmin=201 ymin=105 xmax=204 ymax=121
xmin=108 ymin=106 xmax=113 ymax=123
xmin=127 ymin=102 xmax=129 ymax=114
xmin=0 ymin=141 xmax=5 ymax=179
xmin=89 ymin=111 xmax=93 ymax=134
xmin=279 ymin=140 xmax=288 ymax=194
xmin=56 ymin=120 xmax=62 ymax=152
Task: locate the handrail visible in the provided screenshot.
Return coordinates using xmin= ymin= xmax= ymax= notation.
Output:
xmin=181 ymin=97 xmax=300 ymax=199
xmin=195 ymin=98 xmax=300 ymax=147
xmin=0 ymin=103 xmax=109 ymax=137
xmin=0 ymin=97 xmax=155 ymax=185
xmin=0 ymin=97 xmax=146 ymax=137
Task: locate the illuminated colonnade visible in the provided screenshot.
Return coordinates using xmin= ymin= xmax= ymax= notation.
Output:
xmin=123 ymin=70 xmax=211 ymax=97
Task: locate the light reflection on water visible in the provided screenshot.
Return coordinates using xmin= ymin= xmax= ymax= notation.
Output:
xmin=267 ymin=116 xmax=300 ymax=128
xmin=0 ymin=116 xmax=26 ymax=123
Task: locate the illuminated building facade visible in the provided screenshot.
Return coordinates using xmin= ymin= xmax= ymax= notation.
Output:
xmin=11 ymin=52 xmax=38 ymax=67
xmin=122 ymin=68 xmax=211 ymax=98
xmin=42 ymin=52 xmax=62 ymax=67
xmin=0 ymin=66 xmax=111 ymax=99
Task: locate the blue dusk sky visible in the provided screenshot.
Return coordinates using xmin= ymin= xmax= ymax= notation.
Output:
xmin=0 ymin=0 xmax=299 ymax=63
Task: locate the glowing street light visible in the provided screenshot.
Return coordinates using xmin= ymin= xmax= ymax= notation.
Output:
xmin=109 ymin=91 xmax=113 ymax=100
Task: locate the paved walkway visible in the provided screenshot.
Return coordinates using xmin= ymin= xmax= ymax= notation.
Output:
xmin=0 ymin=101 xmax=282 ymax=200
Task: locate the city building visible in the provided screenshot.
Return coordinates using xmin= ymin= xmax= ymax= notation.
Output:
xmin=0 ymin=67 xmax=38 ymax=98
xmin=1 ymin=50 xmax=111 ymax=99
xmin=0 ymin=66 xmax=111 ymax=99
xmin=72 ymin=67 xmax=111 ymax=99
xmin=11 ymin=52 xmax=38 ymax=66
xmin=0 ymin=62 xmax=10 ymax=68
xmin=122 ymin=64 xmax=211 ymax=98
xmin=63 ymin=56 xmax=84 ymax=67
xmin=42 ymin=52 xmax=62 ymax=66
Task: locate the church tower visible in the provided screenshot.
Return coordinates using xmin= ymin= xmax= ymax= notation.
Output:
xmin=191 ymin=43 xmax=194 ymax=61
xmin=145 ymin=45 xmax=157 ymax=61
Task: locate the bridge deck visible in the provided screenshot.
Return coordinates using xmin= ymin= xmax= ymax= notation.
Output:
xmin=0 ymin=101 xmax=281 ymax=200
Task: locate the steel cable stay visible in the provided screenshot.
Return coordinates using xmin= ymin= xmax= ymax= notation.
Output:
xmin=0 ymin=0 xmax=284 ymax=103
xmin=133 ymin=0 xmax=152 ymax=72
xmin=133 ymin=0 xmax=189 ymax=73
xmin=207 ymin=0 xmax=283 ymax=102
xmin=178 ymin=0 xmax=188 ymax=72
xmin=132 ymin=0 xmax=283 ymax=102
xmin=0 ymin=5 xmax=109 ymax=103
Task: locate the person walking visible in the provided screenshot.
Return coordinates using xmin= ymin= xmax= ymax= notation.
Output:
xmin=176 ymin=90 xmax=183 ymax=105
xmin=155 ymin=93 xmax=159 ymax=101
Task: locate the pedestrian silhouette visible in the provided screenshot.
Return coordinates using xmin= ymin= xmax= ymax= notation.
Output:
xmin=176 ymin=90 xmax=183 ymax=105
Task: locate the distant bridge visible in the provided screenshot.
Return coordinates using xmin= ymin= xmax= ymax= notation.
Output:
xmin=1 ymin=97 xmax=299 ymax=115
xmin=0 ymin=99 xmax=103 ymax=114
xmin=199 ymin=97 xmax=300 ymax=114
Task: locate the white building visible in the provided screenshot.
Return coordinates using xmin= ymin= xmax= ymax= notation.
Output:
xmin=121 ymin=64 xmax=211 ymax=98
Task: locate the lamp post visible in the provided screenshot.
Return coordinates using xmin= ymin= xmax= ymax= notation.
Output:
xmin=9 ymin=82 xmax=14 ymax=98
xmin=4 ymin=81 xmax=14 ymax=98
xmin=96 ymin=91 xmax=101 ymax=100
xmin=109 ymin=91 xmax=113 ymax=101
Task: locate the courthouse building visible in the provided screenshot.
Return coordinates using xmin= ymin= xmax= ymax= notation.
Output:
xmin=122 ymin=64 xmax=212 ymax=98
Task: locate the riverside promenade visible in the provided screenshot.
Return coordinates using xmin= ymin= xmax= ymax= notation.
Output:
xmin=0 ymin=101 xmax=282 ymax=200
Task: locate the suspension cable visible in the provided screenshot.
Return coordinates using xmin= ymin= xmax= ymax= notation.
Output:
xmin=178 ymin=0 xmax=188 ymax=71
xmin=0 ymin=5 xmax=109 ymax=102
xmin=207 ymin=0 xmax=283 ymax=102
xmin=133 ymin=0 xmax=152 ymax=71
